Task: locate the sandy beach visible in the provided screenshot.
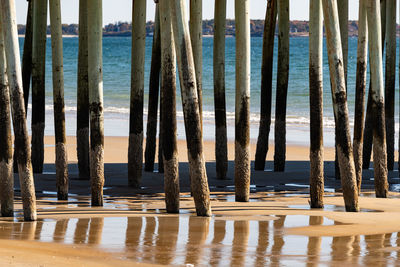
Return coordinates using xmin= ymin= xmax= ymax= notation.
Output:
xmin=0 ymin=136 xmax=397 ymax=266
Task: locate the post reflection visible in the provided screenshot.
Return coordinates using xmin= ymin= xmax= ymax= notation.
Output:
xmin=231 ymin=220 xmax=250 ymax=266
xmin=53 ymin=219 xmax=68 ymax=242
xmin=154 ymin=216 xmax=179 ymax=265
xmin=271 ymin=215 xmax=286 ymax=266
xmin=209 ymin=220 xmax=226 ymax=266
xmin=141 ymin=216 xmax=156 ymax=263
xmin=125 ymin=217 xmax=143 ymax=260
xmin=185 ymin=216 xmax=210 ymax=266
xmin=255 ymin=220 xmax=269 ymax=267
xmin=88 ymin=217 xmax=104 ymax=244
xmin=307 ymin=216 xmax=323 ymax=267
xmin=73 ymin=218 xmax=90 ymax=244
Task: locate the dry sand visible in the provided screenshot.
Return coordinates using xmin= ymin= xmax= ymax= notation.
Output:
xmin=1 ymin=136 xmax=400 ymax=266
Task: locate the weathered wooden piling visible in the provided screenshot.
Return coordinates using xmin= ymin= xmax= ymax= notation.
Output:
xmin=22 ymin=0 xmax=33 ymax=112
xmin=189 ymin=0 xmax=203 ymax=128
xmin=144 ymin=6 xmax=161 ymax=173
xmin=50 ymin=0 xmax=69 ymax=200
xmin=159 ymin=0 xmax=179 ymax=213
xmin=235 ymin=0 xmax=251 ymax=201
xmin=334 ymin=0 xmax=348 ymax=180
xmin=31 ymin=0 xmax=47 ymax=174
xmin=321 ymin=0 xmax=359 ymax=212
xmin=384 ymin=0 xmax=396 ymax=171
xmin=128 ymin=0 xmax=146 ymax=188
xmin=353 ymin=0 xmax=368 ymax=194
xmin=274 ymin=0 xmax=289 ymax=172
xmin=158 ymin=101 xmax=164 ymax=173
xmin=337 ymin=0 xmax=348 ymax=83
xmin=255 ymin=0 xmax=277 ymax=171
xmin=77 ymin=0 xmax=90 ymax=180
xmin=213 ymin=0 xmax=228 ymax=179
xmin=0 ymin=13 xmax=13 ymax=217
xmin=366 ymin=0 xmax=389 ymax=198
xmin=170 ymin=0 xmax=211 ymax=216
xmin=362 ymin=0 xmax=387 ymax=170
xmin=87 ymin=0 xmax=105 ymax=206
xmin=309 ymin=0 xmax=324 ymax=208
xmin=1 ymin=0 xmax=37 ymax=220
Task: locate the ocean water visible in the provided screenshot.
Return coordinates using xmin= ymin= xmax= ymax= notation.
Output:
xmin=18 ymin=36 xmax=400 ymax=147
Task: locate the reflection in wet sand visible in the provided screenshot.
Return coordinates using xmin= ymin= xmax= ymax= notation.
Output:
xmin=0 ymin=214 xmax=399 ymax=265
xmin=74 ymin=218 xmax=90 ymax=244
xmin=271 ymin=215 xmax=286 ymax=266
xmin=53 ymin=219 xmax=68 ymax=242
xmin=307 ymin=216 xmax=323 ymax=267
xmin=255 ymin=221 xmax=269 ymax=267
xmin=185 ymin=217 xmax=210 ymax=266
xmin=231 ymin=221 xmax=250 ymax=266
xmin=209 ymin=220 xmax=226 ymax=266
xmin=155 ymin=216 xmax=179 ymax=265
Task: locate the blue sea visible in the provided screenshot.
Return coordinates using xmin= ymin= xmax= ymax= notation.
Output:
xmin=18 ymin=36 xmax=400 ymax=147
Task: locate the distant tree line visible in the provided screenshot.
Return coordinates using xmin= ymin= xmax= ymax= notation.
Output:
xmin=17 ymin=20 xmax=381 ymax=37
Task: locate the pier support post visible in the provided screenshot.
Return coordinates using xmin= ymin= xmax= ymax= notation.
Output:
xmin=87 ymin=0 xmax=105 ymax=206
xmin=321 ymin=0 xmax=359 ymax=212
xmin=190 ymin=0 xmax=203 ymax=129
xmin=1 ymin=0 xmax=37 ymax=221
xmin=77 ymin=0 xmax=90 ymax=180
xmin=22 ymin=0 xmax=33 ymax=112
xmin=31 ymin=0 xmax=47 ymax=174
xmin=213 ymin=0 xmax=228 ymax=179
xmin=235 ymin=0 xmax=251 ymax=201
xmin=0 ymin=11 xmax=13 ymax=217
xmin=366 ymin=0 xmax=389 ymax=198
xmin=384 ymin=0 xmax=396 ymax=171
xmin=255 ymin=0 xmax=277 ymax=171
xmin=274 ymin=0 xmax=289 ymax=172
xmin=353 ymin=0 xmax=368 ymax=194
xmin=363 ymin=0 xmax=387 ymax=170
xmin=144 ymin=5 xmax=161 ymax=173
xmin=170 ymin=0 xmax=211 ymax=216
xmin=309 ymin=0 xmax=324 ymax=208
xmin=159 ymin=1 xmax=180 ymax=213
xmin=50 ymin=0 xmax=69 ymax=200
xmin=128 ymin=0 xmax=146 ymax=188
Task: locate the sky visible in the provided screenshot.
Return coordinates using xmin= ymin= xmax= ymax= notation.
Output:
xmin=15 ymin=0 xmax=362 ymax=26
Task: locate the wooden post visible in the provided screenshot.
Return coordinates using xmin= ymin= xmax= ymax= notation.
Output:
xmin=158 ymin=101 xmax=164 ymax=173
xmin=362 ymin=0 xmax=387 ymax=170
xmin=309 ymin=0 xmax=324 ymax=208
xmin=31 ymin=0 xmax=47 ymax=174
xmin=170 ymin=0 xmax=211 ymax=216
xmin=353 ymin=0 xmax=368 ymax=194
xmin=128 ymin=0 xmax=146 ymax=188
xmin=87 ymin=0 xmax=105 ymax=206
xmin=22 ymin=0 xmax=33 ymax=112
xmin=213 ymin=0 xmax=228 ymax=179
xmin=1 ymin=0 xmax=37 ymax=221
xmin=77 ymin=0 xmax=90 ymax=180
xmin=50 ymin=0 xmax=69 ymax=200
xmin=255 ymin=0 xmax=277 ymax=171
xmin=321 ymin=0 xmax=359 ymax=212
xmin=144 ymin=5 xmax=161 ymax=172
xmin=337 ymin=0 xmax=348 ymax=83
xmin=384 ymin=0 xmax=396 ymax=171
xmin=334 ymin=0 xmax=348 ymax=180
xmin=274 ymin=0 xmax=289 ymax=172
xmin=159 ymin=0 xmax=179 ymax=213
xmin=366 ymin=0 xmax=389 ymax=198
xmin=189 ymin=0 xmax=203 ymax=128
xmin=235 ymin=0 xmax=251 ymax=201
xmin=0 ymin=11 xmax=13 ymax=217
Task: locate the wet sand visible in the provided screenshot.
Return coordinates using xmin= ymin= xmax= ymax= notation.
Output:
xmin=1 ymin=136 xmax=400 ymax=266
